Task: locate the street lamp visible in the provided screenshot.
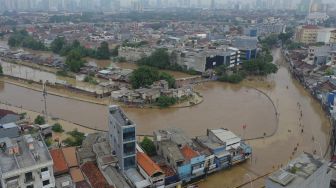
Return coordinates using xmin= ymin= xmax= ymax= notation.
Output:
xmin=245 ymin=173 xmax=253 ymax=188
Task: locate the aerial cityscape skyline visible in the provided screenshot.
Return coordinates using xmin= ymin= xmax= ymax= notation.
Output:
xmin=0 ymin=0 xmax=336 ymax=187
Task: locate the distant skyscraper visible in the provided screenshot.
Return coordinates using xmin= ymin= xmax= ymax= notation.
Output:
xmin=211 ymin=0 xmax=215 ymax=9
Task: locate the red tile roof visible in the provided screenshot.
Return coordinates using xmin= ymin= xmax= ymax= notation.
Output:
xmin=81 ymin=162 xmax=113 ymax=188
xmin=50 ymin=149 xmax=69 ymax=175
xmin=137 ymin=152 xmax=163 ymax=177
xmin=75 ymin=180 xmax=91 ymax=188
xmin=70 ymin=167 xmax=85 ymax=183
xmin=181 ymin=145 xmax=199 ymax=161
xmin=62 ymin=147 xmax=78 ymax=168
xmin=0 ymin=109 xmax=17 ymax=118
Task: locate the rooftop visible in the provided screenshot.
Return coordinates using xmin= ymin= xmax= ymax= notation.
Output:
xmin=209 ymin=128 xmax=242 ymax=149
xmin=268 ymin=153 xmax=325 ymax=187
xmin=161 ymin=140 xmax=185 ymax=162
xmin=55 ymin=174 xmax=73 ymax=188
xmin=181 ymin=145 xmax=199 ymax=161
xmin=154 ymin=128 xmax=192 ymax=146
xmin=81 ymin=161 xmax=113 ymax=188
xmin=62 ymin=147 xmax=78 ymax=168
xmin=50 ymin=148 xmax=69 ymax=175
xmin=0 ymin=134 xmax=52 ymax=176
xmin=137 ymin=152 xmax=163 ymax=177
xmin=69 ymin=167 xmax=85 ymax=183
xmin=103 ymin=166 xmax=131 ymax=188
xmin=109 ymin=105 xmax=134 ymax=127
xmin=0 ymin=109 xmax=17 ymax=118
xmin=125 ymin=168 xmax=151 ymax=188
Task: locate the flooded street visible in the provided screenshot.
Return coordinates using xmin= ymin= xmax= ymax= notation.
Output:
xmin=0 ymin=48 xmax=331 ymax=187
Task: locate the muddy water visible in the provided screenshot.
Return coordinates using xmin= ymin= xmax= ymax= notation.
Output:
xmin=0 ymin=48 xmax=331 ymax=187
xmin=0 ymin=80 xmax=277 ymax=138
xmin=198 ymin=49 xmax=331 ymax=188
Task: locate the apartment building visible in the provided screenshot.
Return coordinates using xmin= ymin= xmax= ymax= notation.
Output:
xmin=108 ymin=105 xmax=136 ymax=172
xmin=0 ymin=134 xmax=55 ymax=188
xmin=295 ymin=25 xmax=320 ymax=44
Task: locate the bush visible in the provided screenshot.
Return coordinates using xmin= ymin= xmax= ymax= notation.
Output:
xmin=63 ymin=129 xmax=85 ymax=146
xmin=218 ymin=72 xmax=245 ymax=83
xmin=52 ymin=123 xmax=64 ymax=133
xmin=45 ymin=138 xmax=53 ymax=147
xmin=83 ymin=75 xmax=98 ymax=85
xmin=157 ymin=96 xmax=177 ymax=108
xmin=140 ymin=137 xmax=156 ymax=156
xmin=34 ymin=115 xmax=46 ymax=125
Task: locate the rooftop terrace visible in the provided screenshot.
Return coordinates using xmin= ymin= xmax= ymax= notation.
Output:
xmin=0 ymin=134 xmax=52 ymax=176
xmin=109 ymin=105 xmax=134 ymax=127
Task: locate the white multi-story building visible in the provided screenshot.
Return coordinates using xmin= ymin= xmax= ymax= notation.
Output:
xmin=0 ymin=134 xmax=55 ymax=188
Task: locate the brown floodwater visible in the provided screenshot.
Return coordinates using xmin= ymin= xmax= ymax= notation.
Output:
xmin=0 ymin=48 xmax=331 ymax=187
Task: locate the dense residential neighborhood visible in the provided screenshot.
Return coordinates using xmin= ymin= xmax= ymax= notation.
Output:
xmin=1 ymin=0 xmax=336 ymax=187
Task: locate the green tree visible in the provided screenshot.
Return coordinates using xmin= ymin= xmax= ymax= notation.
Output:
xmin=52 ymin=123 xmax=64 ymax=133
xmin=157 ymin=96 xmax=177 ymax=108
xmin=34 ymin=115 xmax=46 ymax=125
xmin=111 ymin=45 xmax=120 ymax=57
xmin=8 ymin=29 xmax=46 ymax=50
xmin=0 ymin=64 xmax=3 ymax=75
xmin=159 ymin=72 xmax=175 ymax=88
xmin=51 ymin=37 xmax=66 ymax=53
xmin=65 ymin=49 xmax=86 ymax=72
xmin=95 ymin=41 xmax=110 ymax=59
xmin=130 ymin=66 xmax=160 ymax=89
xmin=140 ymin=137 xmax=156 ymax=156
xmin=63 ymin=129 xmax=85 ymax=146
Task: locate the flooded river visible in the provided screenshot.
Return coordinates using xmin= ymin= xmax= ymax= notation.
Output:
xmin=0 ymin=48 xmax=331 ymax=187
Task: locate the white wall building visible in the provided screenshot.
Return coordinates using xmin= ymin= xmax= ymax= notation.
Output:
xmin=0 ymin=134 xmax=55 ymax=188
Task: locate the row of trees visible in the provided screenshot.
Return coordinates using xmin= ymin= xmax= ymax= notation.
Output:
xmin=8 ymin=29 xmax=47 ymax=50
xmin=51 ymin=37 xmax=111 ymax=60
xmin=137 ymin=48 xmax=199 ymax=75
xmin=50 ymin=37 xmax=113 ymax=73
xmin=130 ymin=66 xmax=176 ymax=89
xmin=216 ymin=53 xmax=278 ymax=84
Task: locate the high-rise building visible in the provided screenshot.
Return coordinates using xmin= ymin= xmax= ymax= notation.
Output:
xmin=108 ymin=105 xmax=136 ymax=172
xmin=210 ymin=0 xmax=215 ymax=9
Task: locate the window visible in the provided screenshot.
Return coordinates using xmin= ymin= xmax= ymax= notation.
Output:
xmin=123 ymin=142 xmax=135 ymax=156
xmin=42 ymin=180 xmax=50 ymax=186
xmin=123 ymin=128 xmax=135 ymax=142
xmin=41 ymin=167 xmax=48 ymax=172
xmin=25 ymin=172 xmax=33 ymax=183
xmin=124 ymin=156 xmax=135 ymax=169
xmin=26 ymin=185 xmax=34 ymax=188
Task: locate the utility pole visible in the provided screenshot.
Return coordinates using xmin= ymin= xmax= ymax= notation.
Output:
xmin=42 ymin=81 xmax=48 ymax=123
